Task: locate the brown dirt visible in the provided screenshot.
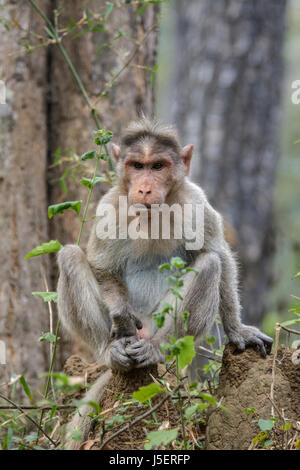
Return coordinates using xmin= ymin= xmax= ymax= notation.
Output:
xmin=63 ymin=356 xmax=180 ymax=450
xmin=205 ymin=344 xmax=300 ymax=450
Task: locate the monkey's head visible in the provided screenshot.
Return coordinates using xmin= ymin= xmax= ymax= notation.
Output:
xmin=112 ymin=118 xmax=194 ymax=208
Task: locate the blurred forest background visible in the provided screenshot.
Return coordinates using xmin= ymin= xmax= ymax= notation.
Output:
xmin=0 ymin=0 xmax=299 ymax=390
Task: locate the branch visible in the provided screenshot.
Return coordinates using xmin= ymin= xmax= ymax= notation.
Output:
xmin=0 ymin=404 xmax=75 ymax=410
xmin=0 ymin=393 xmax=57 ymax=447
xmin=98 ymin=384 xmax=181 ymax=450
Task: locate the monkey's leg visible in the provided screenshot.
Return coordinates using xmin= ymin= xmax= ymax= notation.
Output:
xmin=57 ymin=245 xmax=136 ymax=369
xmin=64 ymin=369 xmax=112 ymax=450
xmin=57 ymin=245 xmax=111 ymax=358
xmin=126 ymin=252 xmax=222 ymax=367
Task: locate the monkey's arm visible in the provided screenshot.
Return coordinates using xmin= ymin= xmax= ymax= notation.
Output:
xmin=218 ymin=245 xmax=273 ymax=357
xmin=206 ymin=204 xmax=273 ymax=357
xmin=91 ymin=266 xmax=142 ymax=339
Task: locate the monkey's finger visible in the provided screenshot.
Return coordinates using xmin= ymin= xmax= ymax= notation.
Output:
xmin=125 ymin=339 xmax=147 ymax=353
xmin=258 ymin=332 xmax=273 ymax=345
xmin=247 ymin=336 xmax=267 ymax=358
xmin=132 ymin=315 xmax=143 ymax=330
xmin=232 ymin=338 xmax=245 ymax=351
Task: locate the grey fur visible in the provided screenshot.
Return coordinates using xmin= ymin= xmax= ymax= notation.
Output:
xmin=57 ymin=137 xmax=273 ymax=449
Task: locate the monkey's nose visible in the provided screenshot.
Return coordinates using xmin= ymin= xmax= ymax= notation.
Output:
xmin=138 ymin=189 xmax=151 ymax=195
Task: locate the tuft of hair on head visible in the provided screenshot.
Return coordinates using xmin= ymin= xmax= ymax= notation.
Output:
xmin=121 ymin=116 xmax=182 ymax=156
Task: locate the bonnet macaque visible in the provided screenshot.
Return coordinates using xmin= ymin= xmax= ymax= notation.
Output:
xmin=57 ymin=118 xmax=272 ymax=448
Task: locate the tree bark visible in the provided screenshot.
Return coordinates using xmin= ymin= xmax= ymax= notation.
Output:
xmin=0 ymin=1 xmax=50 ymax=391
xmin=0 ymin=0 xmax=159 ymax=390
xmin=171 ymin=0 xmax=287 ymax=325
xmin=48 ymin=0 xmax=159 ymax=364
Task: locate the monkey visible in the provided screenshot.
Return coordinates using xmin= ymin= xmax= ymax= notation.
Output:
xmin=57 ymin=117 xmax=273 ymax=448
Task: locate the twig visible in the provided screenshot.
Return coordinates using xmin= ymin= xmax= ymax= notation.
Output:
xmin=278 ymin=324 xmax=300 ymax=336
xmin=0 ymin=393 xmax=57 ymax=446
xmin=41 ymin=266 xmax=56 ymax=402
xmin=28 ymin=0 xmax=114 ymax=171
xmin=197 ymin=352 xmax=222 ymax=363
xmin=98 ymin=384 xmax=181 ymax=450
xmin=0 ymin=404 xmax=75 ymax=410
xmin=270 ymin=324 xmax=281 ymax=418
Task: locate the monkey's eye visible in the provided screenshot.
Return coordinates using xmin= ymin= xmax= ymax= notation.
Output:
xmin=152 ymin=162 xmax=164 ymax=170
xmin=133 ymin=162 xmax=144 ymax=169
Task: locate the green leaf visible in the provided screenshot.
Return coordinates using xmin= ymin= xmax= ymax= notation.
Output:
xmin=185 ymin=403 xmax=208 ymax=419
xmin=182 ymin=311 xmax=190 ymax=332
xmin=137 ymin=3 xmax=149 ymax=16
xmin=144 ymin=428 xmax=178 ymax=450
xmin=88 ymin=401 xmax=102 ymax=414
xmin=81 ymin=150 xmax=97 ymax=161
xmin=281 ymin=319 xmax=300 ymax=326
xmin=281 ymin=422 xmax=292 ymax=431
xmin=133 ymin=382 xmax=164 ymax=403
xmin=258 ymin=419 xmax=275 ymax=431
xmin=80 ymin=176 xmax=107 ymax=189
xmin=48 ymin=200 xmax=82 ymax=219
xmin=104 ymin=1 xmax=114 ymax=21
xmin=39 ymin=332 xmax=58 ymax=344
xmin=171 ymin=257 xmax=185 ymax=268
xmin=24 ymin=240 xmax=62 ymax=260
xmin=19 ymin=376 xmax=34 ymax=404
xmin=159 ymin=263 xmax=171 ymax=272
xmin=32 ymin=292 xmax=58 ymax=303
xmin=96 ymin=43 xmax=110 ymax=55
xmin=170 ymin=288 xmax=183 ymax=301
xmin=206 ymin=336 xmax=216 ymax=345
xmin=177 ymin=336 xmax=195 ymax=369
xmin=198 ymin=392 xmax=229 ymax=412
xmin=153 ymin=311 xmax=165 ymax=329
xmin=263 ymin=440 xmax=274 ymax=448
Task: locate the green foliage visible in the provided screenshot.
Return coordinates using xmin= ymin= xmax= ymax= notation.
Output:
xmin=80 ymin=150 xmax=97 ymax=161
xmin=19 ymin=376 xmax=34 ymax=404
xmin=175 ymin=336 xmax=195 ymax=369
xmin=144 ymin=428 xmax=178 ymax=450
xmin=80 ymin=175 xmax=108 ymax=189
xmin=32 ymin=291 xmax=58 ymax=303
xmin=48 ymin=200 xmax=82 ymax=219
xmin=93 ymin=128 xmax=113 ymax=146
xmin=24 ymin=240 xmax=62 ymax=260
xmin=39 ymin=332 xmax=59 ymax=344
xmin=132 ymin=382 xmax=165 ymax=403
xmin=258 ymin=418 xmax=276 ymax=431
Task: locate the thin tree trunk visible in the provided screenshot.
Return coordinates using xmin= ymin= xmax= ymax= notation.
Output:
xmin=0 ymin=0 xmax=159 ymax=389
xmin=47 ymin=0 xmax=159 ymax=364
xmin=0 ymin=1 xmax=50 ymax=391
xmin=171 ymin=0 xmax=287 ymax=325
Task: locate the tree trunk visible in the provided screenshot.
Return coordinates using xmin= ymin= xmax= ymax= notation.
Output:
xmin=48 ymin=0 xmax=159 ymax=365
xmin=0 ymin=0 xmax=159 ymax=390
xmin=0 ymin=1 xmax=50 ymax=393
xmin=171 ymin=0 xmax=287 ymax=326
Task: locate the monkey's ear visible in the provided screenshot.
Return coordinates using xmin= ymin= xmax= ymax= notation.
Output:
xmin=181 ymin=144 xmax=194 ymax=176
xmin=111 ymin=143 xmax=121 ymax=161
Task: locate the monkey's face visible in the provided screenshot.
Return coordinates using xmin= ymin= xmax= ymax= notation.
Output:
xmin=123 ymin=151 xmax=175 ymax=208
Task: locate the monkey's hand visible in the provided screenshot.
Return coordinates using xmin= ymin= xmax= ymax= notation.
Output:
xmin=110 ymin=303 xmax=143 ymax=340
xmin=227 ymin=325 xmax=273 ymax=357
xmin=108 ymin=337 xmax=136 ymax=371
xmin=125 ymin=338 xmax=163 ymax=368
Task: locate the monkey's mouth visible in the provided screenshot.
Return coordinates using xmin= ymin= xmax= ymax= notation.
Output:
xmin=133 ymin=203 xmax=160 ymax=211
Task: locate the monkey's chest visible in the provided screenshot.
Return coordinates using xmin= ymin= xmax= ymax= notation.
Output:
xmin=123 ymin=257 xmax=169 ymax=315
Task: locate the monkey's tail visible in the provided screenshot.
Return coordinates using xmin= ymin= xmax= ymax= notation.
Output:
xmin=64 ymin=369 xmax=112 ymax=450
